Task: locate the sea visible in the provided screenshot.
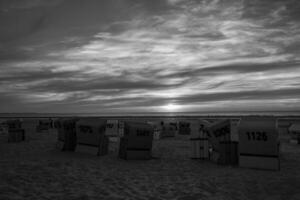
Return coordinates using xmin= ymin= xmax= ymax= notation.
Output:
xmin=1 ymin=111 xmax=300 ymax=119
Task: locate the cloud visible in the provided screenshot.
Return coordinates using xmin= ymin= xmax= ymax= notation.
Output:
xmin=159 ymin=61 xmax=300 ymax=79
xmin=0 ymin=0 xmax=299 ymax=113
xmin=0 ymin=0 xmax=63 ymax=11
xmin=174 ymin=88 xmax=300 ymax=104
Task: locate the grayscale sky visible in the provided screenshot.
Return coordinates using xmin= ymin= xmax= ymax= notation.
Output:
xmin=0 ymin=0 xmax=299 ymax=113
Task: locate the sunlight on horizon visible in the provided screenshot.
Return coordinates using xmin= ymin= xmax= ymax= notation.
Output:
xmin=162 ymin=103 xmax=181 ymax=111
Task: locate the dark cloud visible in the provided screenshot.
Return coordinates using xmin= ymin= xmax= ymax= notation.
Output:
xmin=100 ymin=87 xmax=300 ymax=108
xmin=30 ymin=78 xmax=184 ymax=93
xmin=0 ymin=66 xmax=187 ymax=97
xmin=0 ymin=8 xmax=47 ymax=43
xmin=185 ymin=32 xmax=226 ymax=40
xmin=174 ymin=88 xmax=300 ymax=104
xmin=158 ymin=61 xmax=300 ymax=79
xmin=0 ymin=0 xmax=63 ymax=10
xmin=0 ymin=48 xmax=32 ymax=61
xmin=0 ymin=68 xmax=80 ymax=83
xmin=242 ymin=0 xmax=300 ymax=26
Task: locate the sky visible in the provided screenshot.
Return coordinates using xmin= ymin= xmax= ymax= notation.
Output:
xmin=0 ymin=0 xmax=299 ymax=113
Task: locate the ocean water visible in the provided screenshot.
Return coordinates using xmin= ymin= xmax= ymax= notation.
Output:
xmin=1 ymin=111 xmax=300 ymax=119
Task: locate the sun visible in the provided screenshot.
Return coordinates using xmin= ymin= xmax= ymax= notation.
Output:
xmin=163 ymin=103 xmax=180 ymax=111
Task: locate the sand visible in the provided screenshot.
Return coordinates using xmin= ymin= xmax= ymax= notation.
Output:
xmin=0 ymin=127 xmax=300 ymax=200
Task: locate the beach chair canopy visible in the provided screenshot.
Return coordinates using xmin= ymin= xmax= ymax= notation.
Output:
xmin=289 ymin=124 xmax=300 ymax=133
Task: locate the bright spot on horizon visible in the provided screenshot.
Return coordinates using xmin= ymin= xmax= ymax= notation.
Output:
xmin=162 ymin=103 xmax=181 ymax=111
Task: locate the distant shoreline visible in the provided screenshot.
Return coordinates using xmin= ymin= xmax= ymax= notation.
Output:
xmin=1 ymin=111 xmax=300 ymax=119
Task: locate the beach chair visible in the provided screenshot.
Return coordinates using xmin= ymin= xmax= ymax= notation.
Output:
xmin=190 ymin=120 xmax=210 ymax=159
xmin=105 ymin=119 xmax=119 ymax=137
xmin=36 ymin=119 xmax=52 ymax=132
xmin=147 ymin=121 xmax=162 ymax=140
xmin=75 ymin=118 xmax=108 ymax=156
xmin=161 ymin=122 xmax=177 ymax=138
xmin=178 ymin=121 xmax=191 ymax=135
xmin=8 ymin=129 xmax=25 ymax=143
xmin=207 ymin=119 xmax=239 ymax=165
xmin=119 ymin=121 xmax=153 ymax=160
xmin=5 ymin=119 xmax=25 ymax=143
xmin=55 ymin=118 xmax=78 ymax=151
xmin=238 ymin=117 xmax=280 ymax=170
xmin=6 ymin=119 xmax=22 ymax=130
xmin=288 ymin=123 xmax=300 ymax=144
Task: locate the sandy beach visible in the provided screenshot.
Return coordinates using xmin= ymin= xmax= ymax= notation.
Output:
xmin=0 ymin=124 xmax=300 ymax=200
